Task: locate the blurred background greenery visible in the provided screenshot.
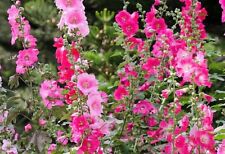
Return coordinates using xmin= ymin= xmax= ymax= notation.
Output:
xmin=0 ymin=0 xmax=225 ymax=130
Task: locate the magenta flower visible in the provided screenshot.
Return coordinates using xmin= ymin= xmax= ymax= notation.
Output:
xmin=16 ymin=48 xmax=39 ymax=74
xmin=114 ymin=85 xmax=129 ymax=101
xmin=133 ymin=100 xmax=157 ymax=116
xmin=24 ymin=123 xmax=32 ymax=132
xmin=219 ymin=0 xmax=225 ymax=22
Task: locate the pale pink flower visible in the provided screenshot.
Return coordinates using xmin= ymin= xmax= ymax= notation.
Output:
xmin=0 ymin=111 xmax=8 ymax=123
xmin=87 ymin=93 xmax=103 ymax=116
xmin=77 ymin=73 xmax=98 ymax=95
xmin=63 ymin=9 xmax=87 ymax=30
xmin=39 ymin=119 xmax=47 ymax=126
xmin=55 ymin=0 xmax=84 ymax=10
xmin=2 ymin=139 xmax=18 ymax=154
xmin=47 ymin=144 xmax=56 ymax=154
xmin=90 ymin=118 xmax=110 ymax=135
xmin=40 ymin=80 xmax=64 ymax=109
xmin=217 ymin=140 xmax=225 ymax=154
xmin=24 ymin=123 xmax=32 ymax=132
xmin=56 ymin=130 xmax=68 ymax=145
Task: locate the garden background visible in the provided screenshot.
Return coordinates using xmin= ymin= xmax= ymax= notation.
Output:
xmin=0 ymin=0 xmax=225 ymax=152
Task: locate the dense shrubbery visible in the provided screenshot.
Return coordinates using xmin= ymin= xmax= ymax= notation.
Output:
xmin=0 ymin=0 xmax=225 ymax=153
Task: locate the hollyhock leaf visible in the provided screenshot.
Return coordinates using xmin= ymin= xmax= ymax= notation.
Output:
xmin=6 ymin=109 xmax=19 ymax=125
xmin=215 ymin=134 xmax=225 ymax=140
xmin=214 ymin=125 xmax=225 ymax=133
xmin=110 ymin=51 xmax=123 ymax=58
xmin=52 ymin=106 xmax=67 ymax=119
xmin=8 ymin=75 xmax=20 ymax=89
xmin=216 ymin=90 xmax=225 ymax=94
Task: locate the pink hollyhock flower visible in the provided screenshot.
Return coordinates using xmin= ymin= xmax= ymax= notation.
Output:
xmin=63 ymin=9 xmax=87 ymax=30
xmin=115 ymin=10 xmax=139 ymax=37
xmin=126 ymin=37 xmax=145 ymax=52
xmin=39 ymin=119 xmax=47 ymax=126
xmin=115 ymin=10 xmax=138 ymax=27
xmin=161 ymin=89 xmax=170 ymax=99
xmin=77 ymin=73 xmax=98 ymax=95
xmin=24 ymin=123 xmax=32 ymax=132
xmin=100 ymin=91 xmax=108 ymax=103
xmin=70 ymin=115 xmax=89 ymax=133
xmin=203 ymin=93 xmax=213 ymax=103
xmin=55 ymin=0 xmax=84 ymax=10
xmin=195 ymin=130 xmax=215 ymax=150
xmin=175 ymin=135 xmax=187 ymax=148
xmin=154 ymin=0 xmax=161 ymax=5
xmin=47 ymin=144 xmax=56 ymax=154
xmin=2 ymin=140 xmax=18 ymax=154
xmin=194 ymin=67 xmax=212 ymax=87
xmin=78 ymin=135 xmax=101 ymax=153
xmin=7 ymin=5 xmax=19 ymax=23
xmin=7 ymin=5 xmax=20 ymax=45
xmin=16 ymin=48 xmax=39 ymax=67
xmin=176 ymin=58 xmax=196 ymax=83
xmin=178 ymin=115 xmax=189 ymax=132
xmin=90 ymin=118 xmax=110 ymax=135
xmin=147 ymin=117 xmax=158 ymax=127
xmin=151 ymin=18 xmax=167 ymax=33
xmin=114 ymin=103 xmax=126 ymax=113
xmin=24 ymin=35 xmax=37 ymax=48
xmin=133 ymin=100 xmax=157 ymax=116
xmin=145 ymin=8 xmax=156 ymax=25
xmin=121 ymin=20 xmax=139 ymax=37
xmin=0 ymin=111 xmax=8 ymax=123
xmin=139 ymin=82 xmax=151 ymax=91
xmin=87 ymin=92 xmax=103 ymax=116
xmin=16 ymin=48 xmax=39 ymax=74
xmin=127 ymin=122 xmax=134 ymax=132
xmin=219 ymin=0 xmax=225 ymax=22
xmin=198 ymin=104 xmax=214 ymax=127
xmin=56 ymin=130 xmax=68 ymax=145
xmin=39 ymin=80 xmax=64 ymax=109
xmin=175 ymin=88 xmax=187 ymax=98
xmin=114 ymin=85 xmax=129 ymax=101
xmin=217 ymin=140 xmax=225 ymax=154
xmin=142 ymin=57 xmax=160 ymax=71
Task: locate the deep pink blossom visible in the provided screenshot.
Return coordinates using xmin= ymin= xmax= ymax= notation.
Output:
xmin=114 ymin=85 xmax=129 ymax=101
xmin=16 ymin=48 xmax=39 ymax=74
xmin=133 ymin=100 xmax=157 ymax=116
xmin=24 ymin=123 xmax=32 ymax=132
